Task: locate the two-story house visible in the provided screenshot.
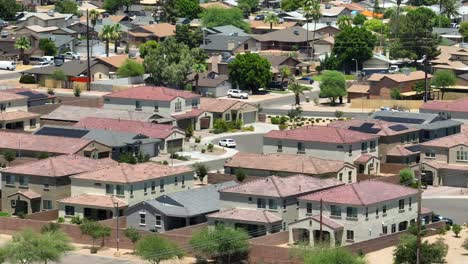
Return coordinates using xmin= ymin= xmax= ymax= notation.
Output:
xmin=103 ymin=86 xmax=213 ymax=130
xmin=0 ymin=91 xmax=40 ymax=131
xmin=263 ymin=126 xmax=381 ymax=174
xmin=289 ymin=181 xmax=418 ymax=246
xmin=1 ymin=155 xmax=117 ymax=216
xmin=224 ymin=152 xmax=357 ymax=183
xmin=328 ymin=119 xmax=420 ymax=164
xmin=206 ymin=175 xmax=344 ymax=237
xmin=412 ymin=131 xmax=468 ymax=187
xmin=16 ymin=11 xmax=75 ymax=28
xmin=366 ymin=71 xmax=431 ymax=99
xmin=57 ymin=163 xmax=194 ymax=221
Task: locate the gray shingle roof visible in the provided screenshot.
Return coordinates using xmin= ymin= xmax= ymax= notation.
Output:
xmin=209 ymin=25 xmax=249 ymax=36
xmin=200 ymin=35 xmax=252 ymax=52
xmin=369 ymin=110 xmax=462 ymax=130
xmin=38 ymin=34 xmax=74 ymax=48
xmin=23 ymin=60 xmax=98 ymax=76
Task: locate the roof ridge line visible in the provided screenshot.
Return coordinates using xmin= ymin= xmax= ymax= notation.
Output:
xmin=270 ymin=176 xmax=282 ymax=197
xmin=350 ymin=183 xmax=364 ymax=206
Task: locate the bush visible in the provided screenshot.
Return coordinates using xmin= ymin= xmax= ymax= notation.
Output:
xmin=47 ymin=88 xmax=55 ymax=95
xmin=201 ymin=149 xmax=206 ymax=153
xmin=73 ymin=87 xmax=81 ymax=97
xmin=186 ymin=127 xmax=193 ymax=138
xmin=19 ymin=74 xmax=36 ymax=84
xmin=279 ymin=123 xmax=288 ymax=130
xmin=195 ymin=136 xmax=201 ymax=143
xmin=162 ymin=160 xmax=169 ymax=165
xmin=452 ymin=224 xmax=462 ymax=237
xmin=58 ymin=217 xmax=65 ymax=223
xmin=235 ymin=169 xmax=246 ymax=182
xmin=207 ymin=143 xmax=214 ymax=152
xmin=271 ymin=117 xmax=280 ymax=124
xmin=242 ymin=125 xmax=254 ymax=131
xmin=70 ymin=215 xmax=83 ymax=225
xmin=334 ymin=110 xmax=344 ymax=118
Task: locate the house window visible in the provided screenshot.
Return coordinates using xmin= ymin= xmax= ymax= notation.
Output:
xmin=192 ymin=100 xmax=198 ymax=109
xmin=65 ymin=205 xmax=75 ymax=216
xmin=456 ymin=150 xmax=468 ymax=161
xmin=0 ymin=104 xmax=5 ymax=111
xmin=361 ymin=142 xmax=368 ymax=152
xmin=365 ymin=207 xmax=368 ymax=218
xmin=346 ymin=207 xmax=357 ymax=218
xmin=29 ymin=119 xmax=36 ymax=128
xmin=409 ymin=197 xmax=412 ymax=209
xmin=283 ymin=199 xmax=287 ymax=209
xmin=10 ymin=200 xmax=16 ymax=208
xmin=348 ymin=145 xmax=352 ymax=155
xmin=346 ymin=230 xmax=354 ymax=241
xmin=94 ymin=182 xmax=102 ymax=187
xmin=399 ymin=199 xmax=405 ymax=210
xmin=330 ymin=205 xmax=341 ymax=217
xmin=116 ymin=185 xmax=124 ymax=196
xmin=18 ymin=176 xmax=28 ymax=187
xmin=160 ymin=179 xmax=165 ymax=191
xmin=306 ymin=203 xmax=312 ymax=214
xmin=412 ymin=133 xmax=417 ymax=142
xmin=268 ymin=199 xmax=277 ymax=210
xmin=151 ymin=181 xmax=156 ymax=191
xmin=144 ymin=182 xmax=148 ymax=194
xmin=182 ymin=175 xmax=185 ymax=186
xmin=135 ymin=101 xmax=142 ymax=111
xmin=225 ymin=113 xmax=231 ymax=121
xmin=370 ymin=141 xmax=376 ymax=151
xmin=383 ymin=205 xmax=387 ymax=215
xmin=42 ymin=200 xmax=52 ymax=210
xmin=175 ymin=101 xmax=182 ymax=112
xmin=155 ymin=214 xmax=162 ymax=227
xmin=154 ymin=104 xmax=159 ymax=112
xmin=297 ymin=142 xmax=305 ymax=154
xmin=382 ymin=225 xmax=388 ymax=234
xmin=338 ymin=173 xmax=343 ymax=182
xmin=425 ymin=150 xmax=435 ymax=158
xmin=277 ymin=141 xmax=283 ymax=152
xmin=257 ymin=198 xmax=266 ymax=209
xmin=5 ymin=174 xmax=14 ymax=185
xmin=174 ymin=176 xmax=178 ymax=186
xmin=106 ymin=184 xmax=114 ymax=195
xmin=348 ymin=171 xmax=352 ymax=183
xmin=391 ymin=224 xmax=396 ymax=233
xmin=376 ymin=207 xmax=379 ymax=216
xmin=43 ymin=183 xmax=50 ymax=190
xmin=139 ymin=212 xmax=146 ymax=226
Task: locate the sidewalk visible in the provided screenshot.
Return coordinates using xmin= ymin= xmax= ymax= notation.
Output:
xmin=422 ymin=186 xmax=468 ymax=198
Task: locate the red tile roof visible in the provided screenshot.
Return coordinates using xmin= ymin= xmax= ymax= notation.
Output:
xmin=71 ymin=163 xmax=193 ymax=183
xmin=420 ymin=131 xmax=468 ymax=148
xmin=0 ymin=131 xmax=93 ymax=154
xmin=264 ymin=126 xmax=379 ymax=144
xmin=0 ymin=111 xmax=40 ymax=121
xmin=367 ymin=71 xmax=430 ymax=83
xmin=300 ymin=181 xmax=417 ymax=206
xmin=104 ymin=86 xmax=200 ymax=101
xmin=422 ymin=160 xmax=468 ymax=171
xmin=220 ymin=175 xmax=343 ymax=198
xmin=311 ymin=215 xmax=343 ymax=230
xmin=420 ymin=98 xmax=468 ymax=113
xmin=0 ymin=91 xmax=27 ymax=101
xmin=207 ymin=208 xmax=282 ymax=224
xmin=328 ymin=119 xmax=419 ymax=136
xmin=387 ymin=145 xmax=420 ymax=157
xmin=171 ymin=109 xmax=205 ymax=120
xmin=354 ymin=154 xmax=376 ymax=163
xmin=74 ymin=117 xmax=182 ymax=139
xmin=58 ymin=194 xmax=128 ymax=208
xmin=8 ymin=190 xmax=42 ymax=200
xmin=2 ymin=155 xmax=118 ymax=177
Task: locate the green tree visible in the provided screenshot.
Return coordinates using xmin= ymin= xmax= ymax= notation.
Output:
xmin=279 ymin=66 xmax=291 ymax=82
xmin=459 ymin=21 xmax=468 ymax=42
xmin=14 ymin=37 xmax=31 ymax=63
xmin=193 ymin=163 xmax=208 ymax=183
xmin=174 ymin=0 xmax=201 ymax=19
xmin=432 ymin=69 xmax=456 ymax=99
xmin=363 ymin=18 xmax=388 ymax=34
xmin=391 ymin=87 xmax=401 ymax=99
xmin=288 ymin=81 xmax=310 ymax=105
xmin=154 ymin=0 xmax=178 ymax=24
xmin=399 ymin=168 xmax=415 ymax=185
xmin=337 ymin=15 xmax=353 ymax=29
xmin=353 ymin=13 xmax=367 ymax=26
xmin=99 ymin=24 xmax=114 ymax=57
xmin=441 ymin=0 xmax=459 ymax=19
xmin=55 ymin=0 xmax=79 ymax=15
xmin=304 ymin=0 xmax=321 ymax=59
xmin=89 ymin=9 xmax=100 ymax=30
xmin=452 ymin=224 xmax=462 ymax=237
xmin=0 ymin=0 xmax=21 ymax=20
xmin=79 ymin=221 xmax=111 ymax=252
xmin=37 ymin=152 xmax=50 ymax=160
xmin=117 ymin=59 xmax=144 ymax=77
xmin=393 ymin=235 xmax=448 ymax=264
xmin=235 ymin=169 xmax=246 ymax=182
xmin=135 ymin=235 xmax=184 ymax=264
xmin=39 ymin=38 xmax=57 ymax=56
xmin=111 ymin=24 xmax=122 ymax=54
xmin=192 ymin=63 xmax=207 ymax=93
xmin=238 ymin=0 xmax=258 ymax=14
xmin=228 ymin=53 xmax=271 ymax=94
xmin=201 ymin=7 xmax=250 ymax=32
xmin=319 ymin=70 xmax=346 ymax=105
xmin=103 ymin=0 xmax=120 ymax=14
xmin=190 ymin=225 xmax=249 ymax=264
xmin=175 ymin=24 xmax=203 ymax=49
xmin=3 ymin=150 xmax=15 ymax=166
xmin=281 ymin=0 xmax=304 ymax=11
xmin=319 ymin=53 xmax=340 ymax=70
xmin=124 ymin=227 xmax=141 ymax=252
xmin=139 ymin=40 xmax=159 ymax=58
xmin=412 ymin=80 xmax=428 ymax=94
xmin=333 ymin=26 xmax=376 ymax=72
xmin=293 ymin=245 xmax=366 ymax=264
xmin=119 ymin=152 xmax=137 ymax=164
xmin=264 ymin=13 xmax=280 ymax=30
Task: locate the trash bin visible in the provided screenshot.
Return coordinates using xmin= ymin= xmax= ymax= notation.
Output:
xmin=306 ymin=96 xmax=310 ymax=103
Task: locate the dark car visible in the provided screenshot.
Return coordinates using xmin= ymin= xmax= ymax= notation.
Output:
xmin=432 ymin=214 xmax=454 ymax=226
xmin=267 ymin=81 xmax=287 ymax=90
xmin=255 ymin=14 xmax=265 ymax=20
xmin=299 ymin=76 xmax=314 ymax=84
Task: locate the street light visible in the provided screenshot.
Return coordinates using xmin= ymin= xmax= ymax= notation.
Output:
xmin=113 ymin=202 xmax=120 ymax=254
xmin=352 ymin=58 xmax=358 ymax=80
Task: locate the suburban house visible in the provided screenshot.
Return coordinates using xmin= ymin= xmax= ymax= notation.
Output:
xmin=200 ymin=98 xmax=258 ymax=125
xmin=0 ymin=91 xmax=40 ymax=131
xmin=412 ymin=131 xmax=468 ymax=187
xmin=370 ymin=111 xmax=462 ymax=142
xmin=193 ymin=74 xmax=231 ymax=97
xmin=0 ymin=34 xmax=40 ymax=60
xmin=200 ymin=34 xmax=256 ymax=55
xmin=289 ymin=181 xmax=418 ymax=246
xmin=431 ymin=46 xmax=468 ymax=85
xmin=127 ymin=23 xmax=175 ymax=45
xmin=0 ymin=131 xmax=111 ymax=158
xmin=16 ymin=11 xmax=75 ymax=28
xmin=1 ymin=155 xmax=117 ymax=216
xmin=126 ymin=181 xmax=238 ymax=232
xmin=366 ymin=71 xmax=431 ymax=99
xmin=207 ymin=175 xmax=344 ymax=237
xmin=420 ymin=98 xmax=468 ymax=123
xmin=328 ymin=119 xmax=420 ymax=164
xmin=224 ymin=152 xmax=357 ymax=183
xmin=362 ymin=54 xmax=393 ymax=75
xmin=319 ymin=5 xmax=352 ymax=23
xmin=93 ymin=55 xmax=144 ymax=80
xmin=2 ymin=88 xmax=55 ymax=107
xmin=263 ymin=55 xmax=302 ymax=78
xmin=302 ymin=22 xmax=340 ymax=37
xmin=249 ymin=20 xmax=297 ymax=34
xmin=263 ymin=126 xmax=381 ymax=174
xmin=103 ymin=86 xmax=213 ymax=130
xmin=57 ymin=163 xmax=194 ymax=220
xmin=253 ymin=26 xmax=323 ymax=52
xmin=346 ymin=84 xmax=370 ymax=103
xmin=73 ymin=117 xmax=186 ymax=153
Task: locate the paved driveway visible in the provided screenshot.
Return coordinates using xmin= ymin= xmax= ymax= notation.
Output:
xmin=422 ymin=197 xmax=468 ymax=224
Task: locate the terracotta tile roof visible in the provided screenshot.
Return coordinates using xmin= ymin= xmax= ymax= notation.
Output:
xmin=225 ymin=153 xmax=352 ymax=175
xmin=354 ymin=154 xmax=376 ymax=163
xmin=74 ymin=117 xmax=181 ymax=139
xmin=264 ymin=125 xmax=379 ymax=144
xmin=108 ymin=15 xmax=127 ymax=23
xmin=200 ymin=2 xmax=232 ymax=9
xmin=70 ymin=163 xmax=193 ymax=183
xmin=328 ymin=119 xmax=419 ymax=136
xmin=300 ymin=181 xmax=418 ymax=206
xmin=58 ymin=194 xmax=128 ymax=208
xmin=420 ymin=98 xmax=468 ymax=113
xmin=420 ymin=131 xmax=468 ymax=148
xmin=0 ymin=91 xmax=27 ymax=101
xmin=104 ymin=86 xmax=200 ymax=101
xmin=128 ymin=23 xmax=175 ymax=38
xmin=220 ymin=175 xmax=343 ymax=198
xmin=387 ymin=145 xmax=420 ymax=157
xmin=200 ymin=98 xmax=252 ymax=113
xmin=311 ymin=215 xmax=343 ymax=230
xmin=347 ymin=84 xmax=370 ymax=94
xmin=9 ymin=190 xmax=42 ymax=200
xmin=0 ymin=111 xmax=40 ymax=121
xmin=171 ymin=109 xmax=205 ymax=120
xmin=249 ymin=20 xmax=297 ymax=30
xmin=95 ymin=55 xmax=143 ymax=69
xmin=422 ymin=160 xmax=468 ymax=171
xmin=0 ymin=131 xmax=93 ymax=154
xmin=207 ymin=208 xmax=282 ymax=224
xmin=367 ymin=71 xmax=430 ymax=83
xmin=2 ymin=155 xmax=117 ymax=177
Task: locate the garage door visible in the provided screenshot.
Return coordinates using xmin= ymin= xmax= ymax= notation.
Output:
xmin=242 ymin=111 xmax=257 ymax=124
xmin=167 ymin=139 xmax=183 ymax=153
xmin=442 ymin=174 xmax=467 ymax=187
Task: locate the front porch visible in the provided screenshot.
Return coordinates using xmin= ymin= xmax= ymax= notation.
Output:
xmin=172 ymin=109 xmax=213 ymax=130
xmin=7 ymin=190 xmax=42 ymax=216
xmin=288 ymin=215 xmax=344 ymax=247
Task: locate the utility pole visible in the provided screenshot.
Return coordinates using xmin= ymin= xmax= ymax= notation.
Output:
xmin=114 ymin=202 xmax=120 ymax=254
xmin=319 ymin=199 xmax=323 ymax=242
xmin=86 ymin=9 xmax=91 ymax=92
xmin=424 ymin=55 xmax=428 ymax=102
xmin=416 ymin=170 xmax=424 ymax=264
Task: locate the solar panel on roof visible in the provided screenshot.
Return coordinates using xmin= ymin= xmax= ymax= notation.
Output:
xmin=389 ymin=124 xmax=408 ymax=131
xmin=17 ymin=91 xmax=48 ymax=100
xmin=374 ymin=116 xmax=425 ymax=124
xmin=349 ymin=125 xmax=381 ymax=134
xmin=34 ymin=127 xmax=89 ymax=138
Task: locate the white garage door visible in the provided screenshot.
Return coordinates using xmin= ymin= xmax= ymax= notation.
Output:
xmin=442 ymin=174 xmax=467 ymax=187
xmin=242 ymin=111 xmax=257 ymax=124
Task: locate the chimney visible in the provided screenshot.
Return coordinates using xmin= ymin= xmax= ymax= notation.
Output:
xmin=227 ymin=40 xmax=235 ymax=51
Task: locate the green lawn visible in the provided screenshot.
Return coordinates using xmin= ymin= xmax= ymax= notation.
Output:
xmin=0 ymin=212 xmax=11 ymax=217
xmin=313 ymin=74 xmax=356 ymax=82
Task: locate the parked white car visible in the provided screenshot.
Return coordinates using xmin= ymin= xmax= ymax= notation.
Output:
xmin=227 ymin=89 xmax=249 ymax=99
xmin=388 ymin=65 xmax=399 ymax=73
xmin=62 ymin=51 xmax=80 ymax=60
xmin=218 ymin=138 xmax=237 ymax=148
xmin=0 ymin=61 xmax=16 ymax=71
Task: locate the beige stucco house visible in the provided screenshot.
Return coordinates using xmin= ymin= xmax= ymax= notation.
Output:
xmin=0 ymin=92 xmax=40 ymax=132
xmin=200 ymin=98 xmax=258 ymax=125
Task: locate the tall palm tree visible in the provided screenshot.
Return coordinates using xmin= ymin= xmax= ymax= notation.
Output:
xmin=288 ymin=81 xmax=310 ymax=105
xmin=89 ymin=9 xmax=100 ymax=58
xmin=111 ymin=24 xmax=123 ymax=54
xmin=337 ymin=15 xmax=353 ymax=29
xmin=264 ymin=13 xmax=280 ymax=30
xmin=192 ymin=63 xmax=207 ymax=93
xmin=14 ymin=37 xmax=31 ymax=63
xmin=304 ymin=0 xmax=322 ymax=61
xmin=99 ymin=25 xmax=114 ymax=57
xmin=441 ymin=0 xmax=460 ymax=20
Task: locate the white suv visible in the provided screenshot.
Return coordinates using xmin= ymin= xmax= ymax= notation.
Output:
xmin=218 ymin=138 xmax=237 ymax=148
xmin=227 ymin=89 xmax=249 ymax=99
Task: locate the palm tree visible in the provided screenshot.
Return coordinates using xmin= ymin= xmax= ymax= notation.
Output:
xmin=304 ymin=0 xmax=322 ymax=60
xmin=279 ymin=66 xmax=292 ymax=82
xmin=288 ymin=81 xmax=310 ymax=105
xmin=89 ymin=9 xmax=100 ymax=58
xmin=441 ymin=0 xmax=460 ymax=20
xmin=337 ymin=15 xmax=353 ymax=29
xmin=192 ymin=63 xmax=207 ymax=93
xmin=111 ymin=24 xmax=123 ymax=54
xmin=14 ymin=36 xmax=31 ymax=63
xmin=99 ymin=25 xmax=114 ymax=57
xmin=264 ymin=13 xmax=279 ymax=30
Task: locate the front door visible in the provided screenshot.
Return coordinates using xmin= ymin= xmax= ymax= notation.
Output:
xmin=15 ymin=200 xmax=28 ymax=216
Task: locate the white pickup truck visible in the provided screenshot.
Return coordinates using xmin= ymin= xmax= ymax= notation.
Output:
xmin=227 ymin=89 xmax=249 ymax=99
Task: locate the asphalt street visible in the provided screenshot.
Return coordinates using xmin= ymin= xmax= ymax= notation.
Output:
xmin=0 ymin=71 xmax=20 ymax=80
xmin=422 ymin=198 xmax=468 ymax=225
xmin=52 ymin=253 xmax=137 ymax=264
xmin=211 ymin=133 xmax=264 ymax=154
